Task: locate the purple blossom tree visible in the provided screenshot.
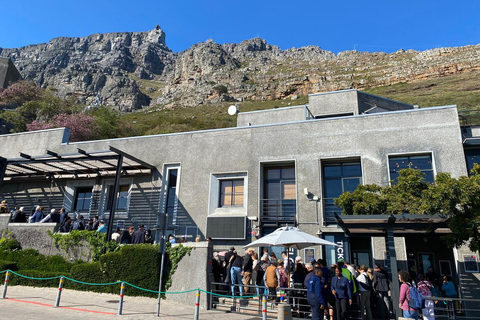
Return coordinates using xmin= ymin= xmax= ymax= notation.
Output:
xmin=27 ymin=113 xmax=99 ymax=142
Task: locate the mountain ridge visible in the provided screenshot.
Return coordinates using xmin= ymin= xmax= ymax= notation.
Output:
xmin=1 ymin=26 xmax=479 ymax=111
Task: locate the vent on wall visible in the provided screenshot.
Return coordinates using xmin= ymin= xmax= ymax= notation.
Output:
xmin=206 ymin=216 xmax=246 ymax=240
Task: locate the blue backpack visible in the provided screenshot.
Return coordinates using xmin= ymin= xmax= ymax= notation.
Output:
xmin=408 ymin=284 xmax=424 ymax=309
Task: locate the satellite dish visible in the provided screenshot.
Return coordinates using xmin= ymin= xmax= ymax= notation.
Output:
xmin=228 ymin=105 xmax=237 ymax=116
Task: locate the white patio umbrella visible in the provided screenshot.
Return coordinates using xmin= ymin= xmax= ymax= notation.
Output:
xmin=243 ymin=225 xmax=340 ymax=287
xmin=243 ymin=225 xmax=340 ymax=250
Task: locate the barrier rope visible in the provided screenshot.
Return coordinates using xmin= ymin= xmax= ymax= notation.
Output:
xmin=1 ymin=269 xmax=262 ymax=298
xmin=62 ymin=275 xmax=121 ymax=286
xmin=8 ymin=270 xmax=62 ymax=280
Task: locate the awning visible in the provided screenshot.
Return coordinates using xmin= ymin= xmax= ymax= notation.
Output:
xmin=0 ymin=146 xmax=155 ymax=180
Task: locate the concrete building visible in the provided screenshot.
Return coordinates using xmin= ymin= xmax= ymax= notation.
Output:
xmin=0 ymin=57 xmax=22 ymax=89
xmin=0 ymin=89 xmax=479 ymax=307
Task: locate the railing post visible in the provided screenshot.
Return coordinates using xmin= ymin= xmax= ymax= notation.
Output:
xmin=194 ymin=289 xmax=200 ymax=320
xmin=54 ymin=276 xmax=64 ymax=307
xmin=117 ymin=282 xmax=125 ymax=315
xmin=262 ymin=294 xmax=267 ymax=320
xmin=2 ymin=270 xmax=10 ymax=299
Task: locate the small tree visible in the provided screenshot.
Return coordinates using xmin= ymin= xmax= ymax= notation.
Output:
xmin=334 ymin=167 xmax=480 ymax=252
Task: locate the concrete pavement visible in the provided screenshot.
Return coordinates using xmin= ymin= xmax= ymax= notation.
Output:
xmin=0 ymin=285 xmax=262 ymax=320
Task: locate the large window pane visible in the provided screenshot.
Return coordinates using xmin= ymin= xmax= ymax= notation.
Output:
xmin=324 ymin=179 xmax=343 ymax=198
xmin=389 ymin=154 xmax=433 ymax=184
xmin=343 ymin=178 xmax=361 ymax=193
xmin=465 ymin=148 xmax=480 ymax=175
xmin=281 ymin=181 xmax=296 ymax=199
xmin=219 ymin=179 xmax=244 ymax=207
xmin=323 ymin=166 xmax=342 ymax=178
xmin=74 ymin=187 xmax=92 ymax=211
xmin=343 ymin=163 xmax=362 ymax=177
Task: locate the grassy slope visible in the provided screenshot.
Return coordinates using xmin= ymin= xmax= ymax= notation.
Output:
xmin=120 ymin=71 xmax=480 ymax=136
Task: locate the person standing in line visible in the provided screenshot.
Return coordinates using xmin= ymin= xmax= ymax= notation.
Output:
xmin=307 ymin=267 xmax=326 ymax=320
xmin=264 ymin=258 xmax=280 ymax=300
xmin=417 ymin=274 xmax=435 ymax=320
xmin=242 ymin=248 xmax=254 ymax=294
xmin=373 ymin=264 xmax=391 ymax=320
xmin=331 ymin=266 xmax=352 ymax=320
xmin=132 ymin=224 xmax=146 ymax=244
xmin=92 ymin=216 xmax=100 ymax=230
xmin=357 ymin=265 xmax=373 ymax=320
xmin=29 ymin=206 xmax=45 ymax=223
xmin=59 ymin=208 xmax=68 ymax=225
xmin=442 ymin=275 xmax=458 ymax=314
xmin=111 ymin=228 xmax=122 ymax=242
xmin=230 ymin=250 xmax=244 ymax=296
xmin=398 ymin=270 xmax=419 ymax=320
xmin=96 ymin=220 xmax=107 ymax=233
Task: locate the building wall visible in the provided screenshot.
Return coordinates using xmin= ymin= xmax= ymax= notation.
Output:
xmin=308 ymin=90 xmax=359 ymax=116
xmin=0 ymin=106 xmax=468 ymax=244
xmin=237 ymin=105 xmax=307 ymax=127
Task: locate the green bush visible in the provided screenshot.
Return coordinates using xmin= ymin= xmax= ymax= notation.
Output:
xmin=69 ymin=262 xmax=117 ymax=294
xmin=100 ymin=244 xmax=161 ymax=297
xmin=0 ymin=260 xmax=17 ymax=271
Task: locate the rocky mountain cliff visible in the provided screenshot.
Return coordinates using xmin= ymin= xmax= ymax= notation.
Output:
xmin=1 ymin=26 xmax=479 ymax=111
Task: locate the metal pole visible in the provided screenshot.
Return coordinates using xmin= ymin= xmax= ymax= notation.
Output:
xmin=262 ymin=294 xmax=267 ymax=320
xmin=2 ymin=270 xmax=10 ymax=299
xmin=106 ymin=155 xmax=123 ymax=245
xmin=54 ymin=276 xmax=64 ymax=307
xmin=156 ymin=213 xmax=169 ymax=317
xmin=118 ymin=282 xmax=125 ymax=315
xmin=194 ymin=289 xmax=200 ymax=320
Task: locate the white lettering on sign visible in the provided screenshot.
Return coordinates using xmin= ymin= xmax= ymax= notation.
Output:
xmin=336 ymin=240 xmax=344 ymax=260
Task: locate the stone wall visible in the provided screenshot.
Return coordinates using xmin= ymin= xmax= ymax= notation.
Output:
xmin=166 ymin=241 xmax=212 ymax=309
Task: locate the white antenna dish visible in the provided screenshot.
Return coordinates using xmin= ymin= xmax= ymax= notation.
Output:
xmin=228 ymin=105 xmax=238 ymax=116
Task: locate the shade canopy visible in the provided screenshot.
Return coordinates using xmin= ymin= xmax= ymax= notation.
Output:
xmin=243 ymin=226 xmax=340 ymax=249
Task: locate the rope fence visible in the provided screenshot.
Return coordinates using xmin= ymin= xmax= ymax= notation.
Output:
xmin=0 ymin=269 xmax=264 ymax=318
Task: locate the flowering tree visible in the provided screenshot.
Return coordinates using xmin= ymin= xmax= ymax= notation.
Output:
xmin=27 ymin=113 xmax=99 ymax=142
xmin=0 ymin=81 xmax=42 ymax=107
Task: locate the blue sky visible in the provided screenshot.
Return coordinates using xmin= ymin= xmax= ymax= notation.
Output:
xmin=1 ymin=1 xmax=478 ymax=53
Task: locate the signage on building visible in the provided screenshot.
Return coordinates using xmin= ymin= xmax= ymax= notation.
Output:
xmin=305 ymin=248 xmax=315 ymax=262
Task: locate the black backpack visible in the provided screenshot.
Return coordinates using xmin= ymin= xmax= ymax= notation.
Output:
xmin=72 ymin=219 xmax=85 ymax=231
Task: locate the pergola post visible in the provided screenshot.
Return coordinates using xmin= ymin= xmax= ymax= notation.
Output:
xmin=105 ymin=155 xmax=123 ymax=244
xmin=386 ymin=225 xmax=401 ymax=319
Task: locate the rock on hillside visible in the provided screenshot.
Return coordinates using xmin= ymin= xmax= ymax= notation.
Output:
xmin=1 ymin=26 xmax=479 ymax=111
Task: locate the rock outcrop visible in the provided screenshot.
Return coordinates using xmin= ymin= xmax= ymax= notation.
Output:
xmin=0 ymin=26 xmax=479 ymax=111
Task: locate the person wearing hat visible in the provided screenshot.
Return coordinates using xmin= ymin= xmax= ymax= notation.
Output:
xmin=264 ymin=257 xmax=280 ymax=300
xmin=133 ymin=224 xmax=146 ymax=244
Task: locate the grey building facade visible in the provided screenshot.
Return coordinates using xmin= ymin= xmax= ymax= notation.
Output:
xmin=0 ymin=89 xmax=478 ymax=294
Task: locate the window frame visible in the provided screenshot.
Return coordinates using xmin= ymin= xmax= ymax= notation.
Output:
xmin=219 ymin=178 xmax=245 ymax=208
xmin=208 ymin=172 xmax=247 ymax=216
xmin=73 ymin=186 xmax=93 ymax=212
xmin=387 ymin=152 xmax=435 ymax=184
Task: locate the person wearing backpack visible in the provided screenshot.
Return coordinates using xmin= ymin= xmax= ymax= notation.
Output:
xmin=357 ymin=265 xmax=373 ymax=320
xmin=72 ymin=215 xmax=85 ymax=231
xmin=417 ymin=274 xmax=435 ymax=320
xmin=398 ymin=270 xmax=421 ymax=319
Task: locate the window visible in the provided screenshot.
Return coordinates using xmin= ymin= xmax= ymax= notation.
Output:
xmin=219 ymin=179 xmax=244 ymax=207
xmin=465 ymin=149 xmax=480 ymax=175
xmin=74 ymin=187 xmax=93 ymax=211
xmin=261 ymin=165 xmax=296 ymax=225
xmin=161 ymin=165 xmax=181 ymax=226
xmin=209 ymin=172 xmax=247 ymax=215
xmin=389 ymin=154 xmax=434 ymax=183
xmin=106 ymin=184 xmax=130 ymax=210
xmin=322 ymin=161 xmax=362 ymax=224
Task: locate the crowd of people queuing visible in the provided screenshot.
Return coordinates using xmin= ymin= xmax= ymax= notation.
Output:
xmin=213 ymin=247 xmax=458 ymax=320
xmin=4 ymin=201 xmax=154 ymax=245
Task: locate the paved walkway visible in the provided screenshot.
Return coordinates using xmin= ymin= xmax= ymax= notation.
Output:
xmin=0 ymin=286 xmax=262 ymax=320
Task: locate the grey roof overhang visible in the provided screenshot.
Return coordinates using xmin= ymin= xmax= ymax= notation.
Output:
xmin=0 ymin=146 xmax=155 ymax=180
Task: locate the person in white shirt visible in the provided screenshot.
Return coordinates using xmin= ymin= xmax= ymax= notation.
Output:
xmin=356 ymin=265 xmax=373 ymax=320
